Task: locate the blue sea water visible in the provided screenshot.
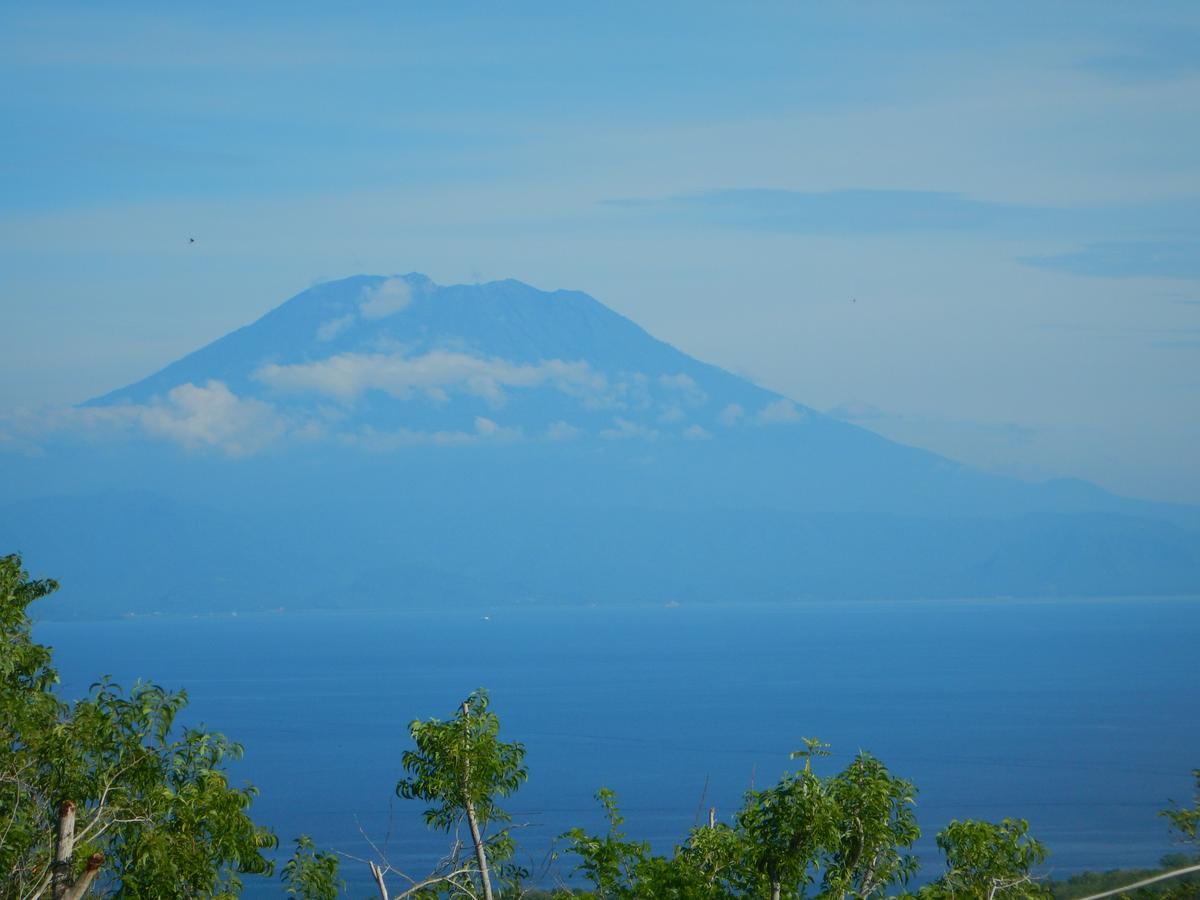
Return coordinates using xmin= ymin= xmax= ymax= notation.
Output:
xmin=35 ymin=598 xmax=1200 ymax=894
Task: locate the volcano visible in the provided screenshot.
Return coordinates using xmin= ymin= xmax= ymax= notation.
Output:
xmin=4 ymin=274 xmax=1199 ymax=617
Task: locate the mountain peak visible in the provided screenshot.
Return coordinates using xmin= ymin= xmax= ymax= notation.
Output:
xmin=86 ymin=273 xmax=788 ymax=441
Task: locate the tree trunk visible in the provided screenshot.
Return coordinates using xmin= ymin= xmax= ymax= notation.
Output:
xmin=51 ymin=801 xmax=76 ymax=900
xmin=461 ymin=700 xmax=494 ymax=900
xmin=770 ymin=879 xmax=781 ymax=900
xmin=368 ymin=860 xmax=389 ymax=899
xmin=464 ymin=797 xmax=494 ymax=900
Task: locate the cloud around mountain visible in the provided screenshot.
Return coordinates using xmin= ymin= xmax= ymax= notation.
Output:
xmin=0 ymin=381 xmax=291 ymax=458
xmin=254 ymin=351 xmax=606 ymax=406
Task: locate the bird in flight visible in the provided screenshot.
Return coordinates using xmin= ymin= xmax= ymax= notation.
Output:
xmin=189 ymin=237 xmax=195 ymax=244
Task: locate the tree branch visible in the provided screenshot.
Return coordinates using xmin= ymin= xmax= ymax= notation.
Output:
xmin=1074 ymin=862 xmax=1200 ymax=900
xmin=62 ymin=854 xmax=103 ymax=900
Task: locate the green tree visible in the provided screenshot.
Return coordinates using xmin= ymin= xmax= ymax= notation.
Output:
xmin=282 ymin=835 xmax=343 ymax=900
xmin=919 ymin=817 xmax=1049 ymax=899
xmin=736 ymin=738 xmax=841 ymax=900
xmin=823 ymin=751 xmax=920 ymax=899
xmin=0 ymin=553 xmax=276 ymax=899
xmin=662 ymin=822 xmax=758 ymax=898
xmin=562 ymin=789 xmax=756 ymax=899
xmin=1162 ymin=769 xmax=1200 ymax=849
xmin=396 ymin=689 xmax=527 ymax=900
xmin=560 ymin=788 xmax=649 ymax=898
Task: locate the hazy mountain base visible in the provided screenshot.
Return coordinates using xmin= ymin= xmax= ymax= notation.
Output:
xmin=4 ymin=487 xmax=1200 ymax=620
xmin=6 ymin=446 xmax=1200 ymax=622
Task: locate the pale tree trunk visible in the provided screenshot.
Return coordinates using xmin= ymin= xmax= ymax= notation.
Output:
xmin=50 ymin=801 xmax=102 ymax=900
xmin=51 ymin=801 xmax=75 ymax=900
xmin=461 ymin=701 xmax=494 ymax=900
xmin=369 ymin=860 xmax=389 ymax=899
xmin=770 ymin=879 xmax=781 ymax=900
xmin=464 ymin=798 xmax=493 ymax=900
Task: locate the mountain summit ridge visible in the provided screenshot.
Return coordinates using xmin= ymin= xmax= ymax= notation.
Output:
xmin=87 ymin=273 xmax=809 ymax=446
xmin=92 ymin=273 xmax=770 ymax=398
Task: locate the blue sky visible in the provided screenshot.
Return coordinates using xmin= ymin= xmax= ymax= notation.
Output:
xmin=2 ymin=1 xmax=1198 ymax=501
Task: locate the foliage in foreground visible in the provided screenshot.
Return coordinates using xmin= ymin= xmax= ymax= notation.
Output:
xmin=3 ymin=551 xmax=1199 ymax=899
xmin=282 ymin=835 xmax=344 ymax=899
xmin=0 ymin=554 xmax=275 ymax=899
xmin=556 ymin=755 xmax=1053 ymax=900
xmin=396 ymin=689 xmax=528 ymax=900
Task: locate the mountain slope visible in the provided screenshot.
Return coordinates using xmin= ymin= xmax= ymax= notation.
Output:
xmin=3 ymin=273 xmax=1198 ymax=616
xmin=88 ymin=274 xmax=778 ymax=435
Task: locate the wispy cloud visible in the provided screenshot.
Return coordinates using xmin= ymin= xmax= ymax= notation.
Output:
xmin=717 ymin=403 xmax=744 ymax=426
xmin=684 ymin=189 xmax=1200 ymax=238
xmin=132 ymin=381 xmax=287 ymax=454
xmin=316 ymin=314 xmax=355 ymax=342
xmin=359 ymin=277 xmax=412 ymax=319
xmin=0 ymin=11 xmax=368 ymax=71
xmin=1021 ymin=242 xmax=1200 ymax=279
xmin=5 ymin=381 xmax=293 ymax=457
xmin=254 ymin=351 xmax=607 ymax=406
xmin=343 ymin=415 xmax=520 ymax=452
xmin=313 ymin=278 xmax=413 ymax=342
xmin=609 ymin=188 xmax=1200 ymax=260
xmin=1150 ymin=340 xmax=1200 ymax=350
xmin=0 ymin=381 xmax=546 ymax=456
xmin=545 ymin=420 xmax=582 ymax=441
xmin=756 ymin=398 xmax=807 ymax=425
xmin=618 ymin=188 xmax=1050 ymax=235
xmin=1078 ymin=28 xmax=1200 ymax=82
xmin=600 ymin=418 xmax=658 ymax=441
xmin=657 ymin=372 xmax=708 ymax=406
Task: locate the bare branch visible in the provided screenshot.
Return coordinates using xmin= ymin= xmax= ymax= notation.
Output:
xmin=354 ymin=814 xmax=395 ymax=875
xmin=394 ymin=866 xmax=479 ymax=899
xmin=368 ymin=860 xmax=389 ymax=900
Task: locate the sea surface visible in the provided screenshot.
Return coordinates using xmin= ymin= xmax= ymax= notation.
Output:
xmin=35 ymin=598 xmax=1200 ymax=894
